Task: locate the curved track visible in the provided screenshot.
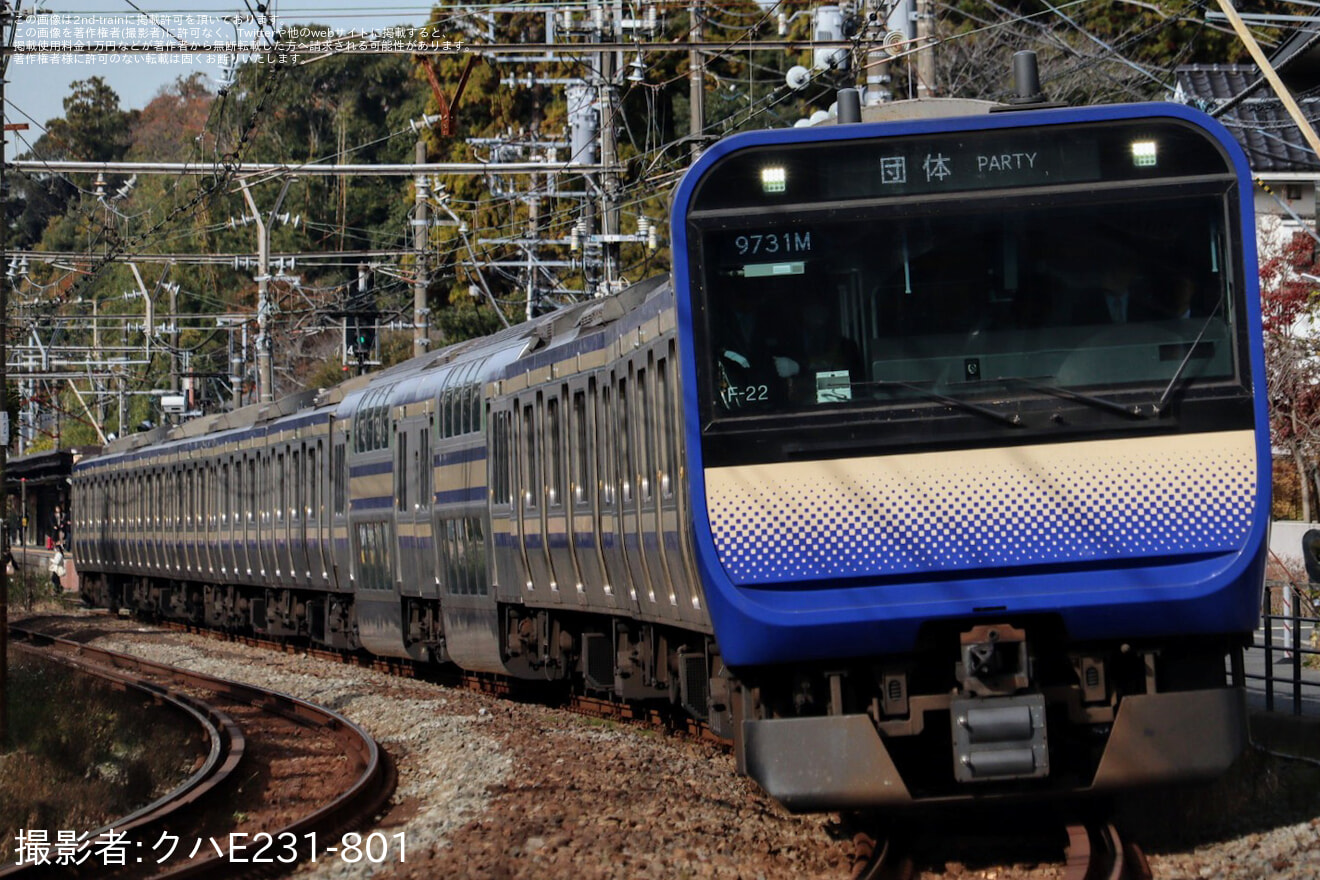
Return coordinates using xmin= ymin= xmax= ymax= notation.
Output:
xmin=5 ymin=624 xmax=396 ymax=879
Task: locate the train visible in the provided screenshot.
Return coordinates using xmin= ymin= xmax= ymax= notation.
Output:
xmin=72 ymin=100 xmax=1268 ymax=811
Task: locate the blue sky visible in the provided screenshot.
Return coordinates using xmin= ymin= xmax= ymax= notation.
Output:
xmin=5 ymin=0 xmax=435 ymax=158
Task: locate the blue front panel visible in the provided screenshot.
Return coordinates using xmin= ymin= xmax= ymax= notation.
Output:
xmin=672 ymin=103 xmax=1269 ymax=668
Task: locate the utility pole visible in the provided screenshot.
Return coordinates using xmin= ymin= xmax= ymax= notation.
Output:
xmin=239 ymin=179 xmax=289 ymax=404
xmin=689 ymin=1 xmax=704 ymax=161
xmin=0 ymin=0 xmax=10 ymax=747
xmin=916 ymin=0 xmax=935 ymax=98
xmin=413 ymin=140 xmax=430 ymax=356
xmin=598 ymin=7 xmax=620 ymax=294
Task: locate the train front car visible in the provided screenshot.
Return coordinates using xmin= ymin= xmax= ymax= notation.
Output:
xmin=672 ymin=104 xmax=1268 ymax=810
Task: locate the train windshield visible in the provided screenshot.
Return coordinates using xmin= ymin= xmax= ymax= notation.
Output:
xmin=685 ymin=117 xmax=1252 ymax=464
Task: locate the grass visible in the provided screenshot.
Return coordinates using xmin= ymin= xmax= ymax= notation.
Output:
xmin=0 ymin=651 xmax=206 ymax=863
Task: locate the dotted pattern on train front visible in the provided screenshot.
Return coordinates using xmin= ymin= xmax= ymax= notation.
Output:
xmin=703 ymin=432 xmax=1257 ymax=584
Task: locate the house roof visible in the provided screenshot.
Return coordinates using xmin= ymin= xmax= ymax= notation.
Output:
xmin=1174 ymin=64 xmax=1320 ymax=173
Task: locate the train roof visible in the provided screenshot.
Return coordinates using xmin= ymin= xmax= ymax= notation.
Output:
xmin=86 ymin=274 xmax=672 ymax=466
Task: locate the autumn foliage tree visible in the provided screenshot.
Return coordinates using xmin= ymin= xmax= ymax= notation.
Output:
xmin=1259 ymin=219 xmax=1320 ymax=520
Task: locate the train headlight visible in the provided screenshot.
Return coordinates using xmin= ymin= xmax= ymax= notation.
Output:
xmin=760 ymin=166 xmax=787 ymax=193
xmin=1130 ymin=140 xmax=1157 ymax=167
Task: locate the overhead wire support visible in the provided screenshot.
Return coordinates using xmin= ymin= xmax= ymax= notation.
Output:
xmin=1212 ymin=0 xmax=1320 ymax=162
xmin=7 ymin=160 xmax=620 ymax=176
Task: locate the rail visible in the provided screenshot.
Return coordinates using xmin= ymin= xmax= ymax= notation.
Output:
xmin=0 ymin=638 xmax=246 ymax=880
xmin=4 ymin=624 xmax=396 ymax=878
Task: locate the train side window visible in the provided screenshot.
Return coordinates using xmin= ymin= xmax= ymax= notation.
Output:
xmin=247 ymin=458 xmax=256 ymax=522
xmin=571 ymin=390 xmax=588 ymax=507
xmin=599 ymin=384 xmax=615 ymax=506
xmin=442 ymin=519 xmax=457 ymax=594
xmin=657 ymin=355 xmax=675 ymax=498
xmin=291 ymin=450 xmax=301 ymax=520
xmin=472 ymin=517 xmax=488 ymax=595
xmin=547 ymin=395 xmax=562 ymax=507
xmin=419 ymin=427 xmax=431 ymax=509
xmin=306 ymin=445 xmax=316 ymax=518
xmin=396 ymin=432 xmax=409 ymax=512
xmin=522 ymin=403 xmax=538 ymax=510
xmin=619 ymin=376 xmax=633 ymax=504
xmin=490 ymin=410 xmax=510 ymax=506
xmin=332 ymin=442 xmax=345 ymax=515
xmin=277 ymin=453 xmax=286 ymax=522
xmin=638 ymin=366 xmax=652 ymax=501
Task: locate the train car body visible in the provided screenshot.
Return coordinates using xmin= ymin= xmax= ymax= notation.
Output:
xmin=672 ymin=102 xmax=1267 ymax=808
xmin=72 ymin=100 xmax=1267 ymax=813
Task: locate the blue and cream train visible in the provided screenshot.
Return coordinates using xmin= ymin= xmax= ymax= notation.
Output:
xmin=74 ymin=101 xmax=1268 ymax=810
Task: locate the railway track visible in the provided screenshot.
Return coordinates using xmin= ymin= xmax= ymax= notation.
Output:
xmin=849 ymin=818 xmax=1152 ymax=880
xmin=5 ymin=623 xmax=396 ymax=879
xmin=1064 ymin=821 xmax=1152 ymax=880
xmin=150 ymin=617 xmax=727 ymax=745
xmin=15 ymin=613 xmax=1164 ymax=880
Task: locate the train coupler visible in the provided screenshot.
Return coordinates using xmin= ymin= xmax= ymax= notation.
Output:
xmin=950 ymin=692 xmax=1049 ymax=782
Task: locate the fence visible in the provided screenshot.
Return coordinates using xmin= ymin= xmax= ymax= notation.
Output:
xmin=1246 ymin=580 xmax=1320 ymax=715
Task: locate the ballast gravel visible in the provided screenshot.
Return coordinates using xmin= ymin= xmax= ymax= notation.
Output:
xmin=23 ymin=611 xmax=1320 ymax=879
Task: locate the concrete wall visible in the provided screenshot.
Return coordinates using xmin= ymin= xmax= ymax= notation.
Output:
xmin=1270 ymin=520 xmax=1316 ymax=581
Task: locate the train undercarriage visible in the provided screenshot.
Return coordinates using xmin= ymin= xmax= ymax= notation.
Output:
xmin=733 ymin=618 xmax=1250 ymax=810
xmin=79 ymin=571 xmax=731 ymax=735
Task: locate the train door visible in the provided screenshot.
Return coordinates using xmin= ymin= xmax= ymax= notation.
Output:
xmin=567 ymin=378 xmax=608 ymax=608
xmin=517 ymin=395 xmax=556 ymax=594
xmin=487 ymin=403 xmax=521 ymax=601
xmin=395 ymin=419 xmax=422 ymax=597
xmin=307 ymin=437 xmax=328 ymax=587
xmin=201 ymin=461 xmax=215 ymax=578
xmin=273 ymin=445 xmax=284 ymax=580
xmin=543 ymin=388 xmax=576 ymax=603
xmin=633 ymin=353 xmax=670 ymax=617
xmin=217 ymin=458 xmax=230 ymax=577
xmin=292 ymin=443 xmax=310 ymax=583
xmin=657 ymin=345 xmax=704 ymax=626
xmin=262 ymin=448 xmax=272 ymax=579
xmin=330 ymin=430 xmax=348 ymax=591
xmin=595 ymin=380 xmax=634 ymax=612
xmin=615 ymin=367 xmax=652 ymax=608
xmin=182 ymin=462 xmax=196 ymax=575
xmin=409 ymin=416 xmax=436 ymax=599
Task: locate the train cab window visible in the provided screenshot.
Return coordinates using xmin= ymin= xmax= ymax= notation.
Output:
xmin=686 ymin=116 xmax=1253 ymax=466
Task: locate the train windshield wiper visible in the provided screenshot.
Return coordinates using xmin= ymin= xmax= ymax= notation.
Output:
xmin=862 ymin=380 xmax=1024 ymax=428
xmin=996 ymin=377 xmax=1145 ymax=420
xmin=1154 ymin=296 xmax=1225 ymax=415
